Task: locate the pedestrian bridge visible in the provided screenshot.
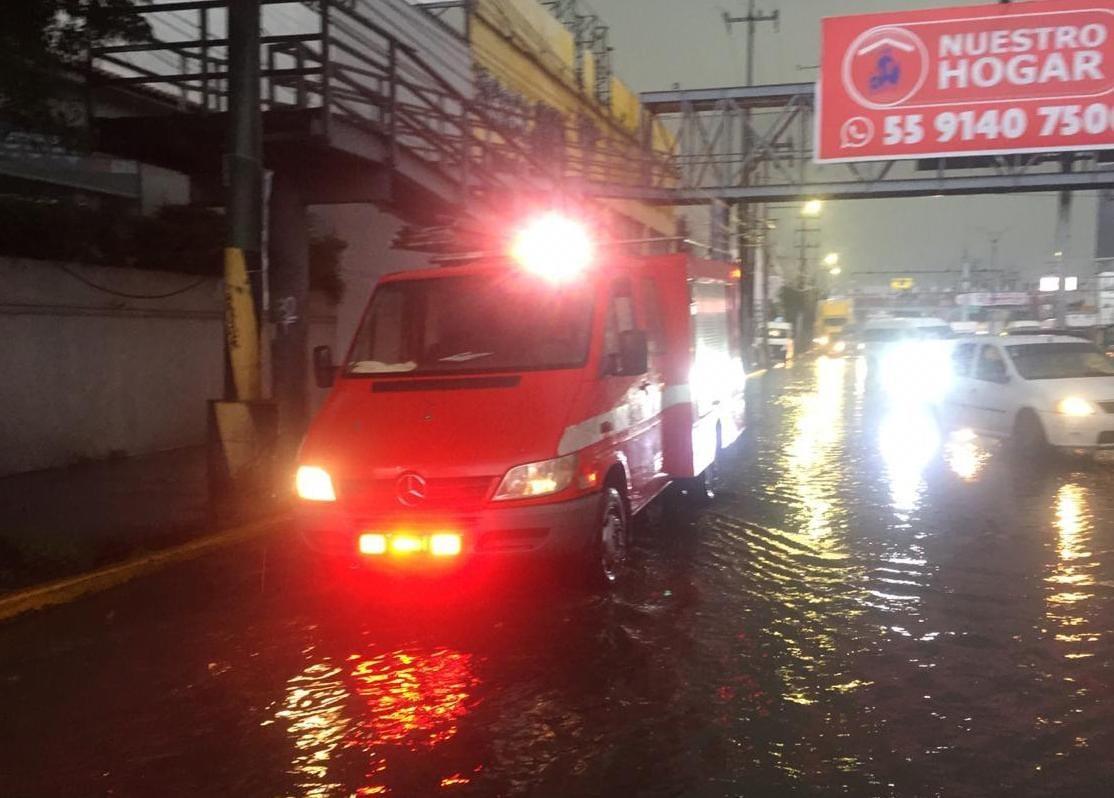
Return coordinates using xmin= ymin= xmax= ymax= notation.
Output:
xmin=90 ymin=0 xmax=670 ymax=225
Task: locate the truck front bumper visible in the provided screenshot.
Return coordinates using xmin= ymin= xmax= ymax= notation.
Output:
xmin=297 ymin=493 xmax=600 ymax=563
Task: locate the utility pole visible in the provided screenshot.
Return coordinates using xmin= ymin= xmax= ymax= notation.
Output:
xmin=960 ymin=245 xmax=972 ymax=322
xmin=724 ymin=1 xmax=779 ymax=366
xmin=224 ymin=0 xmax=263 ymax=401
xmin=210 ymin=0 xmax=269 ymax=519
xmin=723 ymin=1 xmax=779 ymax=88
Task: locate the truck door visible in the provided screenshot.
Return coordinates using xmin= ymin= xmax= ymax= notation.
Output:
xmin=638 ymin=274 xmax=668 ymax=497
xmin=602 ymin=276 xmax=660 ymax=512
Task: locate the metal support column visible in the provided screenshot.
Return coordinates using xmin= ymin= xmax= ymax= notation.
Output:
xmin=268 ymin=173 xmax=311 ymax=470
xmin=1050 ymin=155 xmax=1075 ymax=327
xmin=1054 ymin=188 xmax=1073 ymax=327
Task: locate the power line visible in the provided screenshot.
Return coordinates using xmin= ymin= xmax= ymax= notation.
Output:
xmin=56 ymin=264 xmax=211 ymax=300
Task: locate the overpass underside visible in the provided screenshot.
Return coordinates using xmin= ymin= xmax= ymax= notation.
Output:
xmin=96 ymin=108 xmax=461 ymax=218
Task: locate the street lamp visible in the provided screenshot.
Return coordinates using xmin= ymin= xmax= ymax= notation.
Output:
xmin=829 ymin=266 xmax=842 ymax=276
xmin=801 ymin=199 xmax=823 ymax=217
xmin=823 ymin=252 xmax=839 ymax=267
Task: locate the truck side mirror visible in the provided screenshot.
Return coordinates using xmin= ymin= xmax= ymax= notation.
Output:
xmin=615 ymin=329 xmax=649 ymax=376
xmin=313 ymin=345 xmax=335 ymax=388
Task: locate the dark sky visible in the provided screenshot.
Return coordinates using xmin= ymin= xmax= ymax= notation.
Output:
xmin=590 ymin=0 xmax=1101 ymax=288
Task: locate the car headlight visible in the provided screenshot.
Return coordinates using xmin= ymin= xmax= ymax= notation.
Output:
xmin=814 ymin=335 xmax=830 ymax=346
xmin=832 ymin=340 xmax=847 ymax=354
xmin=494 ymin=454 xmax=576 ymax=500
xmin=296 ymin=465 xmax=336 ymax=501
xmin=1057 ymin=397 xmax=1096 ymax=417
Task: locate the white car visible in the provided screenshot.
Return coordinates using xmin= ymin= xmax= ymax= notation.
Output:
xmin=861 ymin=317 xmax=954 ymax=399
xmin=939 ymin=335 xmax=1114 ymax=450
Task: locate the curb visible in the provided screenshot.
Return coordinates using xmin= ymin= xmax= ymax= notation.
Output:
xmin=0 ymin=512 xmax=290 ymax=623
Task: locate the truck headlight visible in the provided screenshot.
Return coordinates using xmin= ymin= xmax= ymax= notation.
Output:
xmin=1057 ymin=397 xmax=1096 ymax=417
xmin=494 ymin=454 xmax=576 ymax=500
xmin=296 ymin=465 xmax=337 ymax=501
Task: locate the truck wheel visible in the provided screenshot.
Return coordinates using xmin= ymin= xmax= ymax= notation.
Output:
xmin=1014 ymin=409 xmax=1048 ymax=454
xmin=588 ymin=487 xmax=629 ymax=588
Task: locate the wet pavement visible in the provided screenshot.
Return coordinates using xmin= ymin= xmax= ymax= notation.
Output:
xmin=3 ymin=357 xmax=1114 ymax=797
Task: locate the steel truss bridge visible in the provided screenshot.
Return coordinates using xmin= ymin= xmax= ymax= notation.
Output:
xmin=87 ymin=2 xmax=1114 ymax=215
xmin=590 ymin=82 xmax=1114 ymax=205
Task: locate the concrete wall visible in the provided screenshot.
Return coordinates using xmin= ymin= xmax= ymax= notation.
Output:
xmin=0 ymin=258 xmax=341 ymax=476
xmin=0 ymin=258 xmax=225 ymax=475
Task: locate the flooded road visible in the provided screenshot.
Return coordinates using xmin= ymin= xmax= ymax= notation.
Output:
xmin=3 ymin=357 xmax=1114 ymax=797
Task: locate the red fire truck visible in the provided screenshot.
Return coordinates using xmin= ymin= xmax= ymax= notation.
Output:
xmin=295 ymin=215 xmax=746 ymax=586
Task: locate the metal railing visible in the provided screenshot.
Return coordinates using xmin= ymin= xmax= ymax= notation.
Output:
xmin=88 ymin=0 xmax=673 ymax=204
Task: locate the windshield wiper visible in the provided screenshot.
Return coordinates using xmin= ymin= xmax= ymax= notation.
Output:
xmin=438 ymin=351 xmax=495 ymax=363
xmin=348 ymin=360 xmax=417 ymax=374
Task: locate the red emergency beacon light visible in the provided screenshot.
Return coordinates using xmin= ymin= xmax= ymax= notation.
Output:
xmin=509 ymin=213 xmax=593 ymax=281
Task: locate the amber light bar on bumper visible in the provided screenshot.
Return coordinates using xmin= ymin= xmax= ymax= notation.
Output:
xmin=358 ymin=532 xmax=463 ymax=558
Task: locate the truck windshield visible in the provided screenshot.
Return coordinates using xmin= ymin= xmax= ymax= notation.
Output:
xmin=1006 ymin=342 xmax=1114 ymax=380
xmin=346 ymin=273 xmax=594 ymax=376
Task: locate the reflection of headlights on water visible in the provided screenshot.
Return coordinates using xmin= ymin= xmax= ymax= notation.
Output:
xmin=879 ymin=343 xmax=951 ymax=402
xmin=1057 ymin=396 xmax=1096 ymax=416
xmin=952 ymin=427 xmax=977 ymax=443
xmin=880 ymin=409 xmax=940 ymax=465
xmin=879 ymin=408 xmax=940 ymax=511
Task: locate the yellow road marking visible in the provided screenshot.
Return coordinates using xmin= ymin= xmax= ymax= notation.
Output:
xmin=0 ymin=512 xmax=290 ymax=623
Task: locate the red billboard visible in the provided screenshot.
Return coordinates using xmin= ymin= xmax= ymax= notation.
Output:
xmin=817 ymin=0 xmax=1114 ymax=162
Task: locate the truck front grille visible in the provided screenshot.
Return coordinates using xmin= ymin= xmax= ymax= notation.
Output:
xmin=340 ymin=477 xmax=496 ymax=511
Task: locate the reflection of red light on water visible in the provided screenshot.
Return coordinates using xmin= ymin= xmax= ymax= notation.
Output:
xmin=440 ymin=774 xmax=471 ymax=788
xmin=350 ymin=648 xmax=476 ymax=749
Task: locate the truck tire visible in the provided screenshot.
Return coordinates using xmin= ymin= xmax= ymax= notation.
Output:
xmin=587 ymin=487 xmax=629 ymax=589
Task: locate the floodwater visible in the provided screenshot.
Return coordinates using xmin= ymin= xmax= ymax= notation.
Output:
xmin=3 ymin=357 xmax=1114 ymax=797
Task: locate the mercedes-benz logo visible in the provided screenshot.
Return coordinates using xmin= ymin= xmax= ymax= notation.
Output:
xmin=396 ymin=472 xmax=427 ymax=507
